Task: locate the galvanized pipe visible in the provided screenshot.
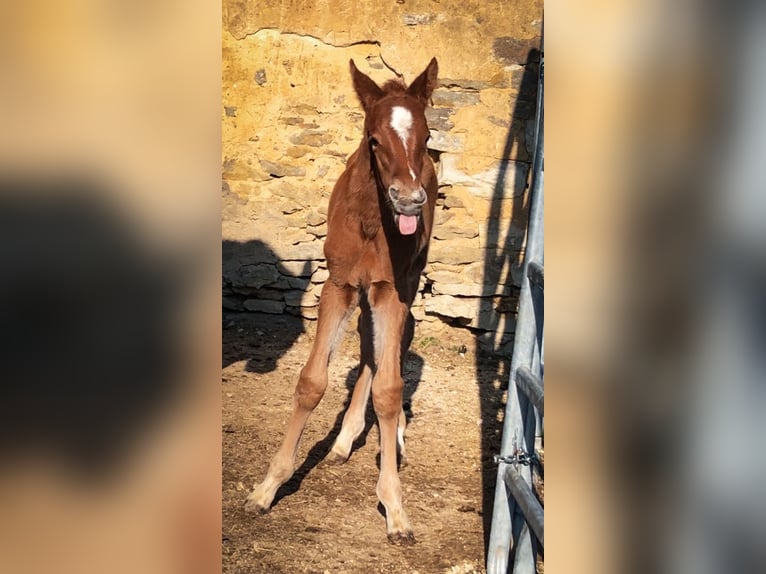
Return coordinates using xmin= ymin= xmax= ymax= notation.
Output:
xmin=503 ymin=465 xmax=544 ymax=545
xmin=512 ymin=522 xmax=538 ymax=574
xmin=516 ymin=366 xmax=544 ymax=416
xmin=527 ymin=261 xmax=544 ymax=290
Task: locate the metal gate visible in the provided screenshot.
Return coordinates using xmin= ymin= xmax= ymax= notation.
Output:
xmin=486 ymin=46 xmax=544 ymax=574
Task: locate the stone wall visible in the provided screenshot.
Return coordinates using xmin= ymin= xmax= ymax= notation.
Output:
xmin=222 ymin=0 xmax=542 ymax=346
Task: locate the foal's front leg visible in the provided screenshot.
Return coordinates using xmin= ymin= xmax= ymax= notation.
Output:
xmin=245 ymin=282 xmax=357 ymax=513
xmin=369 ymin=283 xmax=414 ymax=544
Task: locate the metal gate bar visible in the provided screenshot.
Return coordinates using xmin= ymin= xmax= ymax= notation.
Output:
xmin=515 ymin=366 xmax=544 ymax=416
xmin=486 ymin=45 xmax=544 ymax=574
xmin=503 ymin=465 xmax=544 ymax=544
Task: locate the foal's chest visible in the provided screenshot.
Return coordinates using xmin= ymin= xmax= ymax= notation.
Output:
xmin=326 ymin=229 xmax=425 ymax=291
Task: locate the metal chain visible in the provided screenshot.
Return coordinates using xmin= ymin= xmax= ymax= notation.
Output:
xmin=493 ymin=449 xmax=541 ymax=467
xmin=493 ymin=430 xmax=542 ymax=467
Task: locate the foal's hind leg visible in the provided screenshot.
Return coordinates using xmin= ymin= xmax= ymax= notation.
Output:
xmin=396 ymin=311 xmax=415 ymax=467
xmin=331 ymin=303 xmax=415 ymax=467
xmin=245 ymin=282 xmax=357 ymax=513
xmin=328 ymin=296 xmax=374 ymax=463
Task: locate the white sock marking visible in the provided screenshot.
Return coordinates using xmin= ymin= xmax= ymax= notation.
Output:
xmin=390 ymin=106 xmax=417 ymax=181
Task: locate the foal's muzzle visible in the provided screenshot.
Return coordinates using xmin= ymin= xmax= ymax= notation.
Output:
xmin=388 ymin=185 xmax=427 ymax=216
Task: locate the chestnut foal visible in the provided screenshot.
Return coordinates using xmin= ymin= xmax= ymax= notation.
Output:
xmin=245 ymin=58 xmax=439 ymax=544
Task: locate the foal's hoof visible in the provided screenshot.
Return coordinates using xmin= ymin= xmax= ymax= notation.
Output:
xmin=387 ymin=531 xmax=416 ymax=546
xmin=243 ymin=497 xmax=270 ymax=515
xmin=325 ymin=447 xmax=350 ymax=465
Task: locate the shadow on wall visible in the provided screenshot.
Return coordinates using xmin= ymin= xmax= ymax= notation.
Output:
xmin=222 ymin=239 xmax=310 ymax=373
xmin=474 ymin=47 xmax=541 ymax=556
xmin=0 ymin=179 xmax=186 ymax=482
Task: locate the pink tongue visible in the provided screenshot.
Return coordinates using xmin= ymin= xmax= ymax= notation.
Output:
xmin=398 ymin=214 xmax=418 ymax=235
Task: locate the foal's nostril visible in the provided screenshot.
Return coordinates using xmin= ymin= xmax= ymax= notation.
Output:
xmin=388 ymin=186 xmax=400 ymax=201
xmin=413 ymin=188 xmax=427 ymax=205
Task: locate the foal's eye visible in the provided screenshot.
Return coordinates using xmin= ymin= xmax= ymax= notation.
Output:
xmin=369 ymin=136 xmax=379 ymax=148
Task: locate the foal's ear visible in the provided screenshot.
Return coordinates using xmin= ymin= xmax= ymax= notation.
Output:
xmin=350 ymin=59 xmax=384 ymax=112
xmin=407 ymin=57 xmax=439 ymax=104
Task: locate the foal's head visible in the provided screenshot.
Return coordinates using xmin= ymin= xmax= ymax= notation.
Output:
xmin=350 ymin=58 xmax=439 ymax=236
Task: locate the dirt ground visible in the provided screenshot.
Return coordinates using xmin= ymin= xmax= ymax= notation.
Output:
xmin=222 ymin=310 xmax=534 ymax=574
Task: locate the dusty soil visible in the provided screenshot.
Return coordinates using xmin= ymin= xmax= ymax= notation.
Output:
xmin=222 ymin=311 xmax=522 ymax=574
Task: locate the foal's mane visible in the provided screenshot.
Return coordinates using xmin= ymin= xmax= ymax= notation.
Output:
xmin=380 ymin=79 xmax=407 ymax=95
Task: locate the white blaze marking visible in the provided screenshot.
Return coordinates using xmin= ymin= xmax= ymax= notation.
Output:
xmin=390 ymin=106 xmax=417 ymax=181
xmin=390 ymin=106 xmax=412 ymax=143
